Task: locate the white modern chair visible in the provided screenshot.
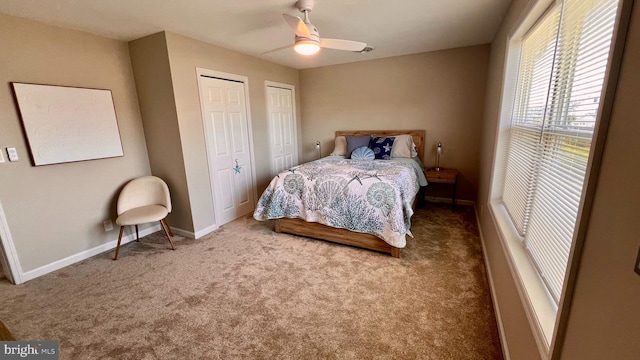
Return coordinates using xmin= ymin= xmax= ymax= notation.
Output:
xmin=114 ymin=176 xmax=175 ymax=260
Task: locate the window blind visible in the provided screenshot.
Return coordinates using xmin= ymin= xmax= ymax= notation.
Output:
xmin=501 ymin=0 xmax=619 ymax=303
xmin=502 ymin=5 xmax=561 ymax=236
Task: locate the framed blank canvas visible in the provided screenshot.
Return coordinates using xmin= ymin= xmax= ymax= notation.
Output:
xmin=11 ymin=83 xmax=124 ymax=166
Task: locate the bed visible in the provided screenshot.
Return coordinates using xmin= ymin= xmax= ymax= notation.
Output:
xmin=254 ymin=130 xmax=427 ymax=258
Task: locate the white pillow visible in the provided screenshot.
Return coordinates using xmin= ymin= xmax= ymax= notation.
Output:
xmin=330 ymin=136 xmax=347 ymax=156
xmin=391 ymin=135 xmax=414 ymax=158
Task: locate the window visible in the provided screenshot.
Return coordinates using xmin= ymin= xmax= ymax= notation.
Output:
xmin=502 ymin=0 xmax=620 ymax=304
xmin=491 ymin=0 xmax=625 ymax=350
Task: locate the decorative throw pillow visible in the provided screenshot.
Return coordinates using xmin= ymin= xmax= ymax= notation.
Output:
xmin=350 ymin=146 xmax=375 ymax=161
xmin=391 ymin=134 xmax=414 ymax=158
xmin=345 ymin=135 xmax=371 ymax=158
xmin=369 ymin=136 xmax=396 ymax=160
xmin=330 ymin=136 xmax=347 ymax=156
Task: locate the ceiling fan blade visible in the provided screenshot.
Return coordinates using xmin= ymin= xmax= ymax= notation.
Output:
xmin=283 ymin=14 xmax=310 ymax=38
xmin=261 ymin=43 xmax=295 ymax=55
xmin=319 ymin=38 xmax=367 ymax=52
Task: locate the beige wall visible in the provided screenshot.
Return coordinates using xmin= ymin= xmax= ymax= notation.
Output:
xmin=559 ymin=1 xmax=640 ymax=358
xmin=166 ymin=32 xmax=301 ymax=232
xmin=476 ymin=0 xmax=541 ymax=358
xmin=477 ymin=0 xmax=640 ymax=358
xmin=299 ymin=46 xmax=490 ymax=201
xmin=130 ymin=32 xmax=301 ymax=234
xmin=129 ymin=33 xmax=194 ymax=232
xmin=0 ymin=14 xmax=151 ymax=272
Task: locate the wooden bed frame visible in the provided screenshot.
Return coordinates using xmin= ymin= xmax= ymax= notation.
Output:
xmin=275 ymin=129 xmax=426 ymax=258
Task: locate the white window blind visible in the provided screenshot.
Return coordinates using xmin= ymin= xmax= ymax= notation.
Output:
xmin=502 ymin=5 xmax=561 ymax=236
xmin=501 ymin=0 xmax=619 ymax=303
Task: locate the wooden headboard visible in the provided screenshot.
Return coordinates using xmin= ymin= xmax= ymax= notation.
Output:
xmin=335 ymin=130 xmax=426 ymax=161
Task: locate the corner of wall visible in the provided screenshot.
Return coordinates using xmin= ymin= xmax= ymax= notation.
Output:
xmin=128 ymin=32 xmax=195 ymax=233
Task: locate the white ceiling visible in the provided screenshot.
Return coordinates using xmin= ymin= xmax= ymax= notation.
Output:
xmin=0 ymin=0 xmax=512 ymax=70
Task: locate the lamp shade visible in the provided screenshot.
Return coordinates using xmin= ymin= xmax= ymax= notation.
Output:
xmin=294 ymin=41 xmax=320 ymax=55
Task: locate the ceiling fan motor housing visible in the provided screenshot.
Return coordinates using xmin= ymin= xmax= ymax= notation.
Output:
xmin=296 ymin=0 xmax=315 ymax=12
xmin=295 ymin=0 xmax=319 ymax=43
xmin=295 ymin=23 xmax=319 ymax=43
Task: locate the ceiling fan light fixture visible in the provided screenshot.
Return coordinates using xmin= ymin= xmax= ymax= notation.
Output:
xmin=294 ymin=41 xmax=320 ymax=55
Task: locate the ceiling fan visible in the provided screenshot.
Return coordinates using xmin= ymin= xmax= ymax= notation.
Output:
xmin=263 ymin=0 xmax=372 ymax=56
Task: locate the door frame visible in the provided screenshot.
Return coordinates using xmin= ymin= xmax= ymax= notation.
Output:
xmin=0 ymin=199 xmax=23 ymax=284
xmin=265 ymin=81 xmax=299 ymax=176
xmin=196 ymin=68 xmax=259 ymax=227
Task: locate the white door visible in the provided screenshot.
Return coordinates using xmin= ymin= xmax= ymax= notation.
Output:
xmin=0 ymin=199 xmax=20 ymax=284
xmin=199 ymin=76 xmax=254 ymax=226
xmin=267 ymin=86 xmax=297 ymax=175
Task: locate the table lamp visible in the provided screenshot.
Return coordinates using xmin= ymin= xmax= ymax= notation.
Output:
xmin=435 ymin=142 xmax=442 ymax=171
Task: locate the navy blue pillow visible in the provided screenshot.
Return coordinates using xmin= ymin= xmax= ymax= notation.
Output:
xmin=345 ymin=136 xmax=371 ymax=159
xmin=369 ymin=136 xmax=396 ymax=160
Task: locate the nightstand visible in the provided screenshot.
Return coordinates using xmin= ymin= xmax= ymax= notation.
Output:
xmin=424 ymin=168 xmax=459 ymax=211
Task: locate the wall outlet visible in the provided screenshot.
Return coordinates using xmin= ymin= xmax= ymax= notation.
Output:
xmin=103 ymin=220 xmax=114 ymax=232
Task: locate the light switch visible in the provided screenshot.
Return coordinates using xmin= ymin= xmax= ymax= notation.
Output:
xmin=6 ymin=147 xmax=18 ymax=162
xmin=0 ymin=150 xmax=4 ymax=163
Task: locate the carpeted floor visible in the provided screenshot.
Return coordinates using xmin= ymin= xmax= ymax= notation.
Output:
xmin=0 ymin=203 xmax=502 ymax=359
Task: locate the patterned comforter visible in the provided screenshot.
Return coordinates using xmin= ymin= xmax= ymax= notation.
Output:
xmin=253 ymin=157 xmax=427 ymax=248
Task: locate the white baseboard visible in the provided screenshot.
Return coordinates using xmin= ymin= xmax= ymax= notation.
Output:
xmin=170 ymin=227 xmax=194 ymax=238
xmin=11 ymin=221 xmax=217 ymax=284
xmin=475 ymin=204 xmax=511 ymax=360
xmin=19 ymin=224 xmax=162 ymax=283
xmin=193 ymin=224 xmax=218 ymax=239
xmin=169 ymin=223 xmax=217 ymax=239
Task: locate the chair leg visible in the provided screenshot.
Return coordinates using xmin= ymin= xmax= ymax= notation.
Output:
xmin=135 ymin=225 xmax=139 ymax=242
xmin=163 ymin=217 xmax=174 ymax=237
xmin=114 ymin=226 xmax=125 ymax=260
xmin=160 ymin=219 xmax=176 ymax=250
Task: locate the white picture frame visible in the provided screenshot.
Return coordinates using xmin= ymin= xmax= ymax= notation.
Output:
xmin=11 ymin=82 xmax=124 ymax=166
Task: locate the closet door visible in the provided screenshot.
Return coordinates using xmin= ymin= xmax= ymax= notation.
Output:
xmin=199 ymin=76 xmax=254 ymax=226
xmin=267 ymin=86 xmax=297 ymax=175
